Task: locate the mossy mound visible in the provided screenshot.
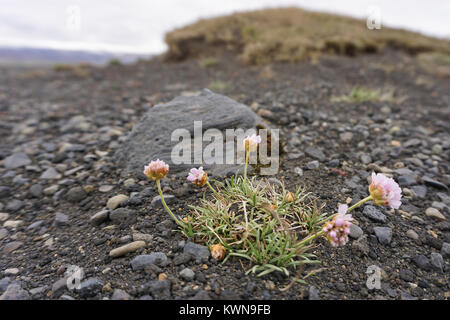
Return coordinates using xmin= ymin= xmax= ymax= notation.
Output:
xmin=165 ymin=7 xmax=450 ymax=65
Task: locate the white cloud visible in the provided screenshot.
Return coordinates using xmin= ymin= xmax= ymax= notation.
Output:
xmin=0 ymin=0 xmax=448 ymax=53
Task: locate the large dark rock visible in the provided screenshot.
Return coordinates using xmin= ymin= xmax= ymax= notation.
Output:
xmin=115 ymin=89 xmax=268 ymax=178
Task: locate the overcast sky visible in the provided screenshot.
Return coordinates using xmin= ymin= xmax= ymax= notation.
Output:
xmin=0 ymin=0 xmax=449 ymax=53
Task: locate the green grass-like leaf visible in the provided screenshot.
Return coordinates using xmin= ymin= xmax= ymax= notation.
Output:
xmin=183 ymin=175 xmax=328 ymax=280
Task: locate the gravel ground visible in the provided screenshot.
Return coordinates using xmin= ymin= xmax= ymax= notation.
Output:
xmin=0 ymin=49 xmax=449 ymax=300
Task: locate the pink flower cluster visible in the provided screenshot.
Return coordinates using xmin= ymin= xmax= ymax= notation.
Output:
xmin=323 ymin=204 xmax=353 ymax=247
xmin=187 ymin=166 xmax=208 ymax=187
xmin=369 ymin=172 xmax=402 ymax=209
xmin=143 ymin=159 xmax=169 ymax=181
xmin=243 ymin=134 xmax=262 ymax=152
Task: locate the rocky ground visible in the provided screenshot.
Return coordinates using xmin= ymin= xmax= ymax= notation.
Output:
xmin=0 ymin=49 xmax=449 ymax=300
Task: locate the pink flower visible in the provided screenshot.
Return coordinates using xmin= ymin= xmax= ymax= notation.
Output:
xmin=323 ymin=204 xmax=353 ymax=247
xmin=243 ymin=134 xmax=262 ymax=152
xmin=187 ymin=166 xmax=208 ymax=187
xmin=143 ymin=159 xmax=169 ymax=181
xmin=369 ymin=172 xmax=402 ymax=209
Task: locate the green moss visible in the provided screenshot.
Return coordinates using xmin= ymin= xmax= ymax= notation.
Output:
xmin=331 ymin=87 xmax=394 ymax=103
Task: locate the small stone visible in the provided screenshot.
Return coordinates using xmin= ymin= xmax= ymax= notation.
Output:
xmin=400 ymin=292 xmax=418 ymax=300
xmin=0 ymin=283 xmax=30 ymax=300
xmin=4 ymin=268 xmax=19 ymax=275
xmin=404 ymin=138 xmax=421 ymax=148
xmin=107 ymin=194 xmax=129 ymax=210
xmin=349 ymin=224 xmax=363 ymax=239
xmin=184 ymin=242 xmax=210 ymax=263
xmin=373 ymin=227 xmax=392 ymax=245
xmin=158 ymin=273 xmax=168 ymax=281
xmin=425 ymin=207 xmax=446 ymax=220
xmin=305 ymin=146 xmax=326 ymax=161
xmin=29 ymin=286 xmax=46 ymax=297
xmin=109 ymin=208 xmax=136 ymax=224
xmin=0 ymin=212 xmax=9 ymax=221
xmin=144 ymin=280 xmax=171 ymax=299
xmin=431 ymin=144 xmax=443 ymax=154
xmin=352 ymin=235 xmax=369 ymax=256
xmin=360 ymin=154 xmax=372 ymax=165
xmin=40 ymin=167 xmax=61 ymax=180
xmin=109 ymin=241 xmax=146 ymax=258
xmin=43 ymin=185 xmax=59 ymax=196
xmin=3 ymin=241 xmax=23 ymax=254
xmin=3 ymin=220 xmax=23 ymax=228
xmin=399 ymin=269 xmax=414 ymax=282
xmin=99 ymin=185 xmax=114 ymax=193
xmin=174 ymin=253 xmax=191 ymax=265
xmin=2 ymin=153 xmax=31 ymax=169
xmin=179 ymin=268 xmax=195 ymax=281
xmin=422 ymin=176 xmax=448 ymax=190
xmin=76 ymin=278 xmax=104 ymax=298
xmin=363 ymin=205 xmax=386 ymax=223
xmin=294 ymin=167 xmax=303 ymax=176
xmin=429 ymin=252 xmax=444 ymax=272
xmin=0 ymin=228 xmax=8 ymax=240
xmin=5 ymin=200 xmax=24 ymax=212
xmin=406 ymin=229 xmax=419 ymax=241
xmin=132 ymin=233 xmax=152 ymax=243
xmin=151 ymin=195 xmax=176 ymax=208
xmin=0 ymin=277 xmax=11 ymax=292
xmin=111 ymin=289 xmax=131 ymax=300
xmin=54 ymin=212 xmax=69 ymax=227
xmin=309 ymin=286 xmax=320 ymax=300
xmin=306 ymin=160 xmax=319 ymax=170
xmin=398 ymin=174 xmax=417 ymax=187
xmin=52 ymin=278 xmax=68 ymax=298
xmin=29 ymin=184 xmax=43 ymax=197
xmin=412 ymin=255 xmax=430 ymax=271
xmin=411 ymin=185 xmax=427 ymax=199
xmin=130 ymin=252 xmax=169 ymax=270
xmin=441 ymin=242 xmax=450 ymax=258
xmin=339 ymin=132 xmax=353 ymax=142
xmin=90 ymin=210 xmax=109 ymax=226
xmin=0 ymin=186 xmax=11 ymax=198
xmin=66 ymin=186 xmax=87 ymax=202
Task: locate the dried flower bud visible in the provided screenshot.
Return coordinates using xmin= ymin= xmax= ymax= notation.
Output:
xmin=210 ymin=243 xmax=226 ymax=261
xmin=285 ymin=192 xmax=294 ymax=202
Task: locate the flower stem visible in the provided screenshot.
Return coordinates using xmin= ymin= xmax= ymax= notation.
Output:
xmin=297 ymin=230 xmax=324 ymax=247
xmin=347 ymin=195 xmax=373 ymax=212
xmin=206 ymin=181 xmax=219 ymax=197
xmin=244 ymin=150 xmax=249 ymax=180
xmin=156 ymin=179 xmax=183 ymax=227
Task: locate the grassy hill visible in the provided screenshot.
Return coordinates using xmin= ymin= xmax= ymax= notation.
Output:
xmin=165 ymin=7 xmax=450 ymax=65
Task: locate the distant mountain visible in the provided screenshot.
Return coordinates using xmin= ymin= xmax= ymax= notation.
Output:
xmin=0 ymin=46 xmax=152 ymax=66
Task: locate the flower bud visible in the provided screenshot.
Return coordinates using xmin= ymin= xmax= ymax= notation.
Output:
xmin=210 ymin=244 xmax=226 ymax=261
xmin=285 ymin=192 xmax=294 ymax=202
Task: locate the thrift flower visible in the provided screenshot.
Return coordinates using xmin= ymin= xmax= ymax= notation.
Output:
xmin=323 ymin=204 xmax=353 ymax=247
xmin=210 ymin=244 xmax=226 ymax=261
xmin=243 ymin=134 xmax=262 ymax=152
xmin=144 ymin=159 xmax=169 ymax=181
xmin=369 ymin=172 xmax=402 ymax=209
xmin=187 ymin=166 xmax=208 ymax=187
